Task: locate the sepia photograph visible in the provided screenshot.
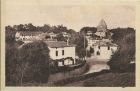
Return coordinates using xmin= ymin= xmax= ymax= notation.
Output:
xmin=1 ymin=0 xmax=140 ymax=89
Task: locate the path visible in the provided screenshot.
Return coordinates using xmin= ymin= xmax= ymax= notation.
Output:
xmin=85 ymin=56 xmax=110 ymax=74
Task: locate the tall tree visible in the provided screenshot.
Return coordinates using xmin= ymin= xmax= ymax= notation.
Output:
xmin=75 ymin=34 xmax=88 ymax=59
xmin=18 ymin=41 xmax=50 ymax=84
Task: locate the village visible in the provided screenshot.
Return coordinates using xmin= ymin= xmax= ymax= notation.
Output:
xmin=15 ymin=19 xmax=118 ymax=67
xmin=5 ymin=19 xmax=135 ymax=86
xmin=2 ymin=0 xmax=136 ymax=87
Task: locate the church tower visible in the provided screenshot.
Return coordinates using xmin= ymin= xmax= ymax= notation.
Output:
xmin=95 ymin=19 xmax=109 ymax=38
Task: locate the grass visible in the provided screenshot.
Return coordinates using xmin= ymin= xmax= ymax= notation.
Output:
xmin=84 ymin=72 xmax=135 ymax=87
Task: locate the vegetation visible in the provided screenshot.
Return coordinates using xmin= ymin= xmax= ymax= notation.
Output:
xmin=6 ymin=40 xmax=50 ymax=86
xmin=56 ymin=33 xmax=67 ymax=42
xmin=6 ymin=24 xmax=76 ymax=34
xmin=84 ymin=72 xmax=135 ymax=87
xmin=19 ymin=41 xmax=50 ymax=83
xmin=74 ymin=34 xmax=88 ymax=59
xmin=108 ymin=28 xmax=135 ymax=72
xmin=5 ymin=23 xmax=135 ymax=86
xmin=80 ymin=26 xmax=97 ymax=35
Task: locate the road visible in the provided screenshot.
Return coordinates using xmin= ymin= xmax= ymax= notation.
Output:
xmin=64 ymin=56 xmax=110 ymax=86
xmin=85 ymin=56 xmax=110 ymax=74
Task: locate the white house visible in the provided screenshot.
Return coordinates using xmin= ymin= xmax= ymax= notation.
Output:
xmin=45 ymin=41 xmax=76 ymax=66
xmin=48 ymin=32 xmax=57 ymax=39
xmin=91 ymin=42 xmax=118 ymax=59
xmin=15 ymin=31 xmax=43 ymax=43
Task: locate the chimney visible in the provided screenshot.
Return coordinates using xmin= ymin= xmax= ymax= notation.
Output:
xmin=67 ymin=37 xmax=69 ymax=45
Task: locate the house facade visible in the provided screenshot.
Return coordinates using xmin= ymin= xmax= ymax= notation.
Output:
xmin=91 ymin=42 xmax=118 ymax=59
xmin=48 ymin=32 xmax=57 ymax=39
xmin=45 ymin=41 xmax=76 ymax=66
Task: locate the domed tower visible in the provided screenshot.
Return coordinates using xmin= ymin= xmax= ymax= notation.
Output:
xmin=95 ymin=19 xmax=109 ymax=38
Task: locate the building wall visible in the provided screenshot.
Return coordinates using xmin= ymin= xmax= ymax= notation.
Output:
xmin=49 ymin=47 xmax=76 ymax=64
xmin=95 ymin=32 xmax=106 ymax=37
xmin=92 ymin=46 xmax=117 ymax=59
xmin=15 ymin=32 xmax=41 ymax=42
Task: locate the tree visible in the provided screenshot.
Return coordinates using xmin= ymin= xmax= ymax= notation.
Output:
xmin=80 ymin=27 xmax=97 ymax=35
xmin=107 ymin=30 xmax=135 ymax=72
xmin=5 ymin=25 xmax=17 ymax=43
xmin=75 ymin=34 xmax=88 ymax=59
xmin=56 ymin=33 xmax=66 ymax=41
xmin=17 ymin=41 xmax=50 ymax=84
xmin=6 ymin=43 xmax=19 ymax=85
xmin=110 ymin=27 xmax=135 ymax=44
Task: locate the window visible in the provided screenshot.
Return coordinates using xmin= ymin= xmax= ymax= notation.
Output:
xmin=56 ymin=51 xmax=58 ymax=56
xmin=62 ymin=50 xmax=64 ymax=55
xmin=108 ymin=46 xmax=110 ymax=50
xmin=97 ymin=51 xmax=100 ymax=56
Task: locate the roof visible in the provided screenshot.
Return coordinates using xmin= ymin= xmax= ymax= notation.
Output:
xmin=97 ymin=19 xmax=107 ymax=28
xmin=44 ymin=41 xmax=75 ymax=48
xmin=17 ymin=31 xmax=43 ymax=36
xmin=93 ymin=41 xmax=118 ymax=47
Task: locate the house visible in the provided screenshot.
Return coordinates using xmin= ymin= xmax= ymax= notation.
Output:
xmin=45 ymin=41 xmax=76 ymax=66
xmin=15 ymin=31 xmax=43 ymax=43
xmin=48 ymin=32 xmax=57 ymax=39
xmin=91 ymin=41 xmax=118 ymax=59
xmin=62 ymin=32 xmax=70 ymax=37
xmin=38 ymin=32 xmax=57 ymax=41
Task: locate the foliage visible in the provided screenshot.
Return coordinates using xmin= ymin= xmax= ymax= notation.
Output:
xmin=84 ymin=72 xmax=135 ymax=87
xmin=5 ymin=25 xmax=17 ymax=43
xmin=74 ymin=34 xmax=88 ymax=58
xmin=6 ymin=24 xmax=76 ymax=34
xmin=80 ymin=26 xmax=97 ymax=35
xmin=110 ymin=27 xmax=135 ymax=45
xmin=56 ymin=33 xmax=67 ymax=41
xmin=107 ymin=28 xmax=135 ymax=72
xmin=6 ymin=43 xmax=19 ymax=85
xmin=18 ymin=41 xmax=50 ymax=83
xmin=6 ymin=41 xmax=50 ymax=86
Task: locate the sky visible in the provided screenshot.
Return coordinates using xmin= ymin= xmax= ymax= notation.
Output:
xmin=6 ymin=0 xmax=135 ymax=31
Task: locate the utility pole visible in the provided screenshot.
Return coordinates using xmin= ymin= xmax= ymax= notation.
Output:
xmin=84 ymin=33 xmax=87 ymax=61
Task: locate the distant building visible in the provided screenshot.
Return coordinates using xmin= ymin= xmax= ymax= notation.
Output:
xmin=95 ymin=19 xmax=111 ymax=39
xmin=91 ymin=41 xmax=118 ymax=59
xmin=86 ymin=19 xmax=118 ymax=59
xmin=62 ymin=32 xmax=70 ymax=37
xmin=15 ymin=31 xmax=43 ymax=43
xmin=48 ymin=32 xmax=57 ymax=39
xmin=45 ymin=41 xmax=76 ymax=66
